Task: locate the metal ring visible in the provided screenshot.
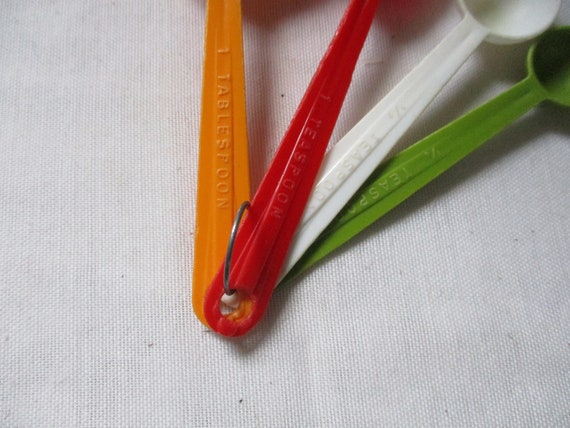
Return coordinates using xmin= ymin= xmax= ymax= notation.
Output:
xmin=223 ymin=201 xmax=250 ymax=296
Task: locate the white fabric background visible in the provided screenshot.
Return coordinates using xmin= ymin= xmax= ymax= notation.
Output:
xmin=1 ymin=1 xmax=569 ymax=426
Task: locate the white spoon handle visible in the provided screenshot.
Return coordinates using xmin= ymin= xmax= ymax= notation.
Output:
xmin=281 ymin=14 xmax=489 ymax=277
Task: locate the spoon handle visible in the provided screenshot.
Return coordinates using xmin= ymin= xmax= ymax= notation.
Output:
xmin=281 ymin=14 xmax=489 ymax=278
xmin=193 ymin=0 xmax=250 ymax=326
xmin=284 ymin=75 xmax=546 ymax=281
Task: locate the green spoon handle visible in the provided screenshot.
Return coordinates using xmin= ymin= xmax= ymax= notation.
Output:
xmin=284 ymin=75 xmax=545 ymax=281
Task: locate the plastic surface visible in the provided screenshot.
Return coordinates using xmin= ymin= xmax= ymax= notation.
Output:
xmin=192 ymin=0 xmax=251 ymax=327
xmin=203 ymin=0 xmax=380 ymax=337
xmin=284 ymin=26 xmax=570 ymax=281
xmin=280 ymin=0 xmax=561 ymax=280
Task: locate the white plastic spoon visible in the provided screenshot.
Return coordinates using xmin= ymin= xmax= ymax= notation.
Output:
xmin=280 ymin=0 xmax=561 ymax=278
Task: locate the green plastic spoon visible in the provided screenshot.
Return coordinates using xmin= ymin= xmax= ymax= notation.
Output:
xmin=283 ymin=26 xmax=570 ymax=282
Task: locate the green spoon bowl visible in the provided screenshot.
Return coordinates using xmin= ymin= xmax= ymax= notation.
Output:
xmin=530 ymin=27 xmax=570 ymax=106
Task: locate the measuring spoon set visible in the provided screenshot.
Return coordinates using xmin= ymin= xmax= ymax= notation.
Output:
xmin=193 ymin=0 xmax=565 ymax=336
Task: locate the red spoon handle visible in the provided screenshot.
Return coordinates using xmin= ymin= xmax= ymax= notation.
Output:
xmin=204 ymin=0 xmax=380 ymax=336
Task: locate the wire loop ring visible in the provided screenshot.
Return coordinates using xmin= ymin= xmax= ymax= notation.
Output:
xmin=223 ymin=201 xmax=250 ymax=296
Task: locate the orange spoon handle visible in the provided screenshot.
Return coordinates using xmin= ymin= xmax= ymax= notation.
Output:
xmin=192 ymin=0 xmax=250 ymax=326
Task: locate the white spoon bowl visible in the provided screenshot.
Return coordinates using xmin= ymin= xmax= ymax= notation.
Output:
xmin=460 ymin=0 xmax=561 ymax=44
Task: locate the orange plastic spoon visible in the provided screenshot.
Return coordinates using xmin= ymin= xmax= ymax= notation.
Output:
xmin=192 ymin=0 xmax=250 ymax=327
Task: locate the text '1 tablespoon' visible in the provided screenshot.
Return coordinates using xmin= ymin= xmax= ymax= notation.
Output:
xmin=280 ymin=0 xmax=561 ymax=280
xmin=193 ymin=0 xmax=250 ymax=327
xmin=285 ymin=26 xmax=570 ymax=280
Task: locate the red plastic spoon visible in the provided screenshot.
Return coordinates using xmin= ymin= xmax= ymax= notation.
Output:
xmin=204 ymin=0 xmax=380 ymax=336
